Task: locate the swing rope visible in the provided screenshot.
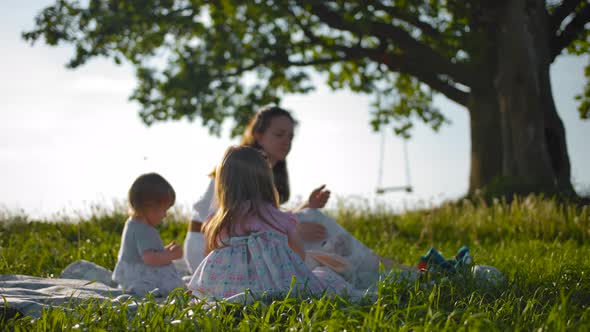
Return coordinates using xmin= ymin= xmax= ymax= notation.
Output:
xmin=376 ymin=129 xmax=413 ymax=194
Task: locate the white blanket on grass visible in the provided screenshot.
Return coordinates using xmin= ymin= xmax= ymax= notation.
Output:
xmin=1 ymin=259 xmax=502 ymax=319
xmin=1 ymin=259 xmax=192 ymax=319
xmin=0 ymin=274 xmax=124 ymax=318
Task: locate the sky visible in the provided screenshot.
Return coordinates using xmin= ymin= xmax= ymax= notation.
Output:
xmin=1 ymin=2 xmax=589 ymax=219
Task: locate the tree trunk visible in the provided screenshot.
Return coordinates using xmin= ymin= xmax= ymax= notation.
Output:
xmin=467 ymin=88 xmax=503 ymax=193
xmin=536 ymin=14 xmax=574 ymax=194
xmin=467 ymin=0 xmax=575 ymax=196
xmin=543 ymin=81 xmax=574 ymax=193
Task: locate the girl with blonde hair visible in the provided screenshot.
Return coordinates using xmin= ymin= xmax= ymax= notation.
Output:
xmin=187 ymin=146 xmax=354 ymax=299
xmin=184 ymin=106 xmax=329 ymax=271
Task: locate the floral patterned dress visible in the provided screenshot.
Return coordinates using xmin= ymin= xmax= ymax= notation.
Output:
xmin=187 ymin=203 xmax=358 ymax=300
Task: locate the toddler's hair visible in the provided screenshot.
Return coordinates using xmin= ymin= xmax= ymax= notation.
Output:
xmin=128 ymin=173 xmax=176 ymax=214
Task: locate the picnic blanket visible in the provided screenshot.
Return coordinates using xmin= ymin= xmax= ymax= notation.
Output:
xmin=0 ymin=274 xmax=125 ymax=319
xmin=0 ymin=259 xmax=192 ymax=319
xmin=1 ymin=249 xmax=503 ymax=320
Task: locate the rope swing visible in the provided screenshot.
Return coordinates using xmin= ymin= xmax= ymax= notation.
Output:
xmin=376 ymin=130 xmax=413 ymax=195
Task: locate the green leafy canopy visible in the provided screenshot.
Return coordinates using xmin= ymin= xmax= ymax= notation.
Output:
xmin=23 ymin=0 xmax=590 ymax=136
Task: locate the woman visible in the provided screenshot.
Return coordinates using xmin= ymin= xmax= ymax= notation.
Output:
xmin=184 ymin=106 xmax=416 ymax=289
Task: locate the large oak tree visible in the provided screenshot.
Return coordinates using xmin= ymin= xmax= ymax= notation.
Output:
xmin=24 ymin=0 xmax=590 ymax=196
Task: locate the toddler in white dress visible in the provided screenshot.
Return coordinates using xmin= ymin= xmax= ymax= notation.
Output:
xmin=112 ymin=173 xmax=185 ymax=297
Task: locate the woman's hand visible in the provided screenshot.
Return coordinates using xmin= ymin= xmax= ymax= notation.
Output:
xmin=296 ymin=222 xmax=328 ymax=242
xmin=307 ymin=184 xmax=331 ymax=209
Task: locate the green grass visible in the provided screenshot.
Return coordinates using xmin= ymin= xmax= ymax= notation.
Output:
xmin=1 ymin=196 xmax=589 ymax=330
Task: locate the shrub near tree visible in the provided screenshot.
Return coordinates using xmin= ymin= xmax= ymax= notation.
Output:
xmin=23 ymin=0 xmax=590 ymax=197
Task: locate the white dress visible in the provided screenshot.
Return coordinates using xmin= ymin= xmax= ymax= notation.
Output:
xmin=184 ymin=177 xmax=215 ymax=272
xmin=113 ymin=219 xmax=184 ymax=296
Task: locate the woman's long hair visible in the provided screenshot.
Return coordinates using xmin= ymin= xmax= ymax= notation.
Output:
xmin=203 ymin=146 xmax=280 ymax=253
xmin=241 ymin=106 xmax=297 ymax=204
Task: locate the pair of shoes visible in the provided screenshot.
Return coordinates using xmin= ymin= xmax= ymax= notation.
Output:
xmin=417 ymin=246 xmax=472 ymax=274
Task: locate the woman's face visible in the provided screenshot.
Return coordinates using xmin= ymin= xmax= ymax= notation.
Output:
xmin=255 ymin=115 xmax=294 ymax=165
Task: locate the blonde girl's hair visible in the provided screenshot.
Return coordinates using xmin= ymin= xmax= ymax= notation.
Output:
xmin=203 ymin=146 xmax=280 ymax=253
xmin=128 ymin=173 xmax=176 ymax=216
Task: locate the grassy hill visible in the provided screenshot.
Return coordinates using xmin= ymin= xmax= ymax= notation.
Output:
xmin=1 ymin=196 xmax=589 ymax=330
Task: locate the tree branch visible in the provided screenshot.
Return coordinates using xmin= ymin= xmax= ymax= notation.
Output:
xmin=218 ymin=51 xmax=359 ymax=82
xmin=285 ymin=56 xmax=360 ymax=66
xmin=379 ymin=53 xmax=469 ymax=107
xmin=330 ymin=42 xmax=470 ymax=106
xmin=551 ymin=4 xmax=590 ymax=60
xmin=548 ymin=0 xmax=584 ymax=34
xmin=372 ymin=2 xmax=442 ymax=40
xmin=304 ymin=3 xmax=474 ymax=89
xmin=287 ymin=4 xmax=469 ymax=107
xmin=293 ymin=10 xmax=469 ymax=106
